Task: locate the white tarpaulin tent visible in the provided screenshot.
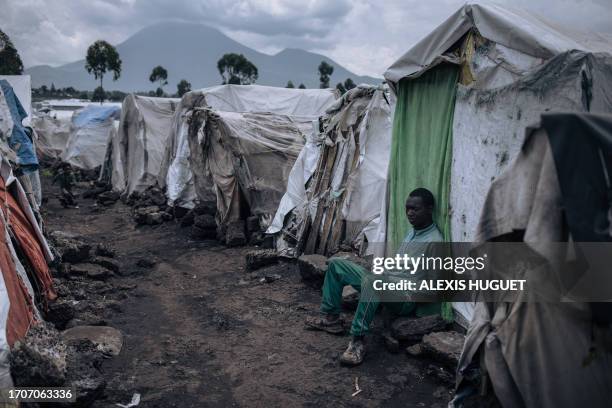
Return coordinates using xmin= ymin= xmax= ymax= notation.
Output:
xmin=267 ymin=85 xmax=393 ymax=256
xmin=104 ymin=95 xmax=179 ymax=194
xmin=62 ymin=105 xmax=121 ymax=170
xmin=159 ymin=85 xmax=338 ymax=209
xmin=379 ymin=1 xmax=612 ymax=326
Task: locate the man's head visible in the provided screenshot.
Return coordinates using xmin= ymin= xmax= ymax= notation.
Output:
xmin=405 ymin=188 xmax=434 ymax=230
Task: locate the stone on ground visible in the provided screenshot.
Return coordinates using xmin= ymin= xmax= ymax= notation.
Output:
xmin=194 ymin=214 xmax=216 ymax=230
xmin=62 ymin=326 xmax=124 ymax=356
xmin=70 ymin=263 xmax=114 ymax=281
xmin=226 ymin=221 xmax=246 ymax=247
xmin=391 ymin=314 xmax=448 ymax=342
xmin=297 ymin=254 xmax=328 ymax=285
xmin=49 ymin=231 xmax=92 ymax=264
xmin=245 ymin=249 xmax=280 ymax=271
xmin=10 ymin=324 xmax=67 ymax=387
xmin=342 ymin=285 xmax=359 ymax=309
xmin=419 ymin=331 xmax=465 ymax=367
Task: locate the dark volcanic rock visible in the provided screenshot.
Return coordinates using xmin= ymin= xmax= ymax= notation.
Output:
xmin=193 ymin=201 xmax=216 ymax=216
xmin=49 ymin=231 xmax=92 ymax=264
xmin=136 ymin=258 xmax=156 ymax=268
xmin=391 ymin=315 xmax=448 ymax=343
xmin=297 ymin=254 xmax=328 ymax=285
xmin=10 ymin=324 xmax=67 ymax=387
xmin=90 ymin=256 xmax=120 ymax=273
xmin=246 ymin=216 xmax=260 ymax=234
xmin=180 ymin=210 xmax=195 ymax=227
xmin=71 ymin=263 xmax=114 ymax=281
xmin=225 ymin=221 xmax=246 ymax=247
xmin=194 ymin=214 xmax=217 ymax=230
xmin=191 ymin=225 xmax=217 ymax=240
xmin=47 ymin=299 xmax=76 ymax=330
xmin=419 ymin=331 xmax=465 ymax=368
xmin=95 ymin=244 xmax=116 ymax=258
xmin=245 ymin=249 xmax=280 ymax=271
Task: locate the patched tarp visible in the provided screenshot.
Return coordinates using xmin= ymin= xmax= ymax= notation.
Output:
xmin=189 ymin=110 xmax=313 ymax=227
xmin=32 ymin=115 xmax=72 ymax=160
xmin=160 ymin=85 xmax=337 ymax=208
xmin=62 ymin=105 xmax=121 ymax=170
xmin=107 ymin=95 xmax=179 ymax=194
xmin=268 ymin=85 xmax=393 ymax=256
xmin=0 ymin=175 xmax=56 ymax=304
xmin=0 ymin=80 xmax=38 ymax=168
xmin=457 ymin=114 xmax=612 ymax=408
xmin=384 ymin=1 xmax=612 ymax=89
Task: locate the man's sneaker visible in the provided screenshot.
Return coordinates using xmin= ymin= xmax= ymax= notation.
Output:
xmin=305 ymin=315 xmax=344 ymax=334
xmin=339 ymin=339 xmax=366 ymax=366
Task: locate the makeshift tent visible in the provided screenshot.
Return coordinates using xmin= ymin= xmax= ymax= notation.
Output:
xmin=456 ymin=112 xmax=612 ymax=408
xmin=62 ymin=105 xmax=121 ymax=170
xmin=0 ymin=158 xmax=47 ymax=389
xmin=381 ymin=1 xmax=612 ymax=325
xmin=101 ymin=95 xmax=179 ymax=194
xmin=159 ymin=85 xmax=338 ymax=209
xmin=32 ymin=115 xmax=72 ymax=160
xmin=267 ymin=85 xmax=393 ymax=256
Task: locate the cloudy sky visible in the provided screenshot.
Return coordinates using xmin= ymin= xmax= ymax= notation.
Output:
xmin=1 ymin=0 xmax=611 ymax=77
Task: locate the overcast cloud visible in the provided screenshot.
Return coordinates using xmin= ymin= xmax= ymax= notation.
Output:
xmin=1 ymin=0 xmax=611 ymax=77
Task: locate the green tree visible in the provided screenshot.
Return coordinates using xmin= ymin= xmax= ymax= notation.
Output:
xmin=335 ymin=82 xmax=346 ymax=94
xmin=318 ymin=61 xmax=334 ymax=88
xmin=85 ymin=40 xmax=122 ymax=103
xmin=0 ymin=29 xmax=24 ymax=75
xmin=177 ymin=79 xmax=191 ymax=97
xmin=298 ymin=83 xmax=306 ymax=89
xmin=149 ymin=65 xmax=168 ymax=94
xmin=344 ymin=78 xmax=356 ymax=91
xmin=92 ymin=86 xmax=107 ymax=103
xmin=217 ymin=53 xmax=258 ymax=85
xmin=286 ymin=80 xmax=295 ymax=88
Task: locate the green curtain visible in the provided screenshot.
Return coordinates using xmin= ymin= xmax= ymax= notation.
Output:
xmin=387 ymin=64 xmax=459 ymax=250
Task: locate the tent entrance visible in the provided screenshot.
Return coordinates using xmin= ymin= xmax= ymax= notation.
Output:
xmin=386 ymin=63 xmax=459 ymax=252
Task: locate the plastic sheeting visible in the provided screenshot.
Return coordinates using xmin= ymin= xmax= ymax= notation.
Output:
xmin=0 ymin=76 xmax=31 ymax=127
xmin=190 ymin=110 xmax=313 ymax=227
xmin=0 ymin=80 xmax=38 ymax=168
xmin=32 ymin=115 xmax=72 ymax=159
xmin=268 ymin=85 xmax=393 ymax=256
xmin=384 ymin=1 xmax=612 ymax=90
xmin=450 ymin=51 xmax=612 ymax=242
xmin=62 ymin=105 xmax=121 ymax=170
xmin=160 ymin=85 xmax=337 ymax=208
xmin=106 ymin=95 xmax=179 ymax=194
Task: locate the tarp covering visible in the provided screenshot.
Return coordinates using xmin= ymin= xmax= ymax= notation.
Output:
xmin=107 ymin=95 xmax=179 ymax=194
xmin=0 ymin=175 xmax=56 ymax=303
xmin=268 ymin=85 xmax=393 ymax=256
xmin=62 ymin=105 xmax=121 ymax=169
xmin=384 ymin=1 xmax=612 ymax=89
xmin=0 ymin=76 xmax=31 ymax=127
xmin=450 ymin=51 xmax=612 ymax=242
xmin=189 ymin=110 xmax=313 ymax=227
xmin=160 ymin=85 xmax=337 ymax=208
xmin=457 ymin=113 xmax=612 ymax=408
xmin=386 ymin=65 xmax=458 ymax=251
xmin=32 ymin=115 xmax=72 ymax=160
xmin=0 ymin=80 xmax=38 ymax=168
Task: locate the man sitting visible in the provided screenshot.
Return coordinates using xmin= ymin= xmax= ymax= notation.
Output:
xmin=305 ymin=188 xmax=443 ymax=365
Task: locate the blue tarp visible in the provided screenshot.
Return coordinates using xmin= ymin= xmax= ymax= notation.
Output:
xmin=72 ymin=105 xmax=121 ymax=128
xmin=0 ymin=79 xmax=38 ymax=168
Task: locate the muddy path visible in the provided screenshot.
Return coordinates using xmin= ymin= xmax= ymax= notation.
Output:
xmin=41 ymin=177 xmax=452 ymax=407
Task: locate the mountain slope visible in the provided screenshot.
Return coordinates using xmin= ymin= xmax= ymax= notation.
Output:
xmin=25 ymin=22 xmax=380 ymax=91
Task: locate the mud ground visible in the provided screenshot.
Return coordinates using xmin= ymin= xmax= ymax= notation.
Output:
xmin=41 ymin=176 xmax=453 ymax=407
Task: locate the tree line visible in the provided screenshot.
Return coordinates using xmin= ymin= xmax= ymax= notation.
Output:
xmin=1 ymin=29 xmax=358 ymax=103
